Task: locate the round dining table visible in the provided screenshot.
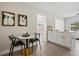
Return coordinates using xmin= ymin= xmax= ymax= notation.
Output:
xmin=18 ymin=35 xmax=34 ymax=55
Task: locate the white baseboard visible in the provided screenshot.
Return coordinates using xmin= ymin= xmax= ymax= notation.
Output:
xmin=0 ymin=46 xmax=21 ymax=56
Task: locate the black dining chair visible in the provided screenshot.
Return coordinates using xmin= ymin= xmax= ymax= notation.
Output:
xmin=9 ymin=35 xmax=26 ymax=56
xmin=29 ymin=33 xmax=41 ymax=52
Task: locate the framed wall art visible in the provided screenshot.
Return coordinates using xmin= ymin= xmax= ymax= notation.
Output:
xmin=18 ymin=14 xmax=27 ymax=26
xmin=2 ymin=11 xmax=15 ymax=26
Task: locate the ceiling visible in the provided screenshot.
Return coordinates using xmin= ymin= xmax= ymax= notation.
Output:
xmin=1 ymin=2 xmax=79 ymax=18
xmin=24 ymin=2 xmax=79 ymax=18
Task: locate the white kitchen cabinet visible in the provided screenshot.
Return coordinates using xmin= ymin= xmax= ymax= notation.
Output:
xmin=48 ymin=31 xmax=52 ymax=42
xmin=71 ymin=32 xmax=76 ymax=48
xmin=48 ymin=31 xmax=75 ymax=49
xmin=64 ymin=32 xmax=72 ymax=48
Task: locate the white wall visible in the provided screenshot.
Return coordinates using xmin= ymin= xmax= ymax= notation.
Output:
xmin=0 ymin=2 xmax=55 ymax=53
xmin=0 ymin=3 xmax=36 ymax=51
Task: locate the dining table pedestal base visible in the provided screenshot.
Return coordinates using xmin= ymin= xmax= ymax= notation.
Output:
xmin=17 ymin=48 xmax=32 ymax=56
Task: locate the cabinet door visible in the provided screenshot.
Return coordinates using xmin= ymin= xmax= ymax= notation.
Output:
xmin=71 ymin=33 xmax=76 ymax=48
xmin=51 ymin=32 xmax=57 ymax=43
xmin=48 ymin=31 xmax=52 ymax=42
xmin=59 ymin=33 xmax=64 ymax=45
xmin=48 ymin=31 xmax=57 ymax=43
xmin=64 ymin=33 xmax=72 ymax=48
xmin=54 ymin=32 xmax=60 ymax=44
xmin=55 ymin=32 xmax=64 ymax=45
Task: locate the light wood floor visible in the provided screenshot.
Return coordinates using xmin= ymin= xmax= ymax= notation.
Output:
xmin=31 ymin=40 xmax=79 ymax=56
xmin=31 ymin=41 xmax=70 ymax=56
xmin=5 ymin=40 xmax=79 ymax=56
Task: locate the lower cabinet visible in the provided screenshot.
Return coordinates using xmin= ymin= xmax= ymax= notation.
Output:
xmin=48 ymin=31 xmax=73 ymax=49
xmin=64 ymin=32 xmax=72 ymax=48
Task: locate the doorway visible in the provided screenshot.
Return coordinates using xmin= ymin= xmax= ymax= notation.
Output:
xmin=36 ymin=14 xmax=47 ymax=42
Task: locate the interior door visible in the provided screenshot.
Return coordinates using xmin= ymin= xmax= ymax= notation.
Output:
xmin=37 ymin=14 xmax=47 ymax=42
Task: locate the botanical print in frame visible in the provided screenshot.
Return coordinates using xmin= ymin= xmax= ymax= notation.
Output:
xmin=2 ymin=11 xmax=15 ymax=26
xmin=18 ymin=14 xmax=27 ymax=26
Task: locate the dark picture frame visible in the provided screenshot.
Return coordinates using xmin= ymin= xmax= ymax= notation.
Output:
xmin=18 ymin=14 xmax=27 ymax=26
xmin=2 ymin=11 xmax=15 ymax=26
